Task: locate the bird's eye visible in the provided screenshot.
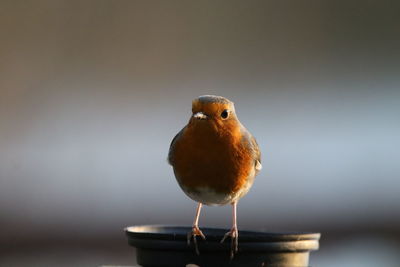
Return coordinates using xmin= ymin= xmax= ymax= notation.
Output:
xmin=221 ymin=109 xmax=229 ymax=119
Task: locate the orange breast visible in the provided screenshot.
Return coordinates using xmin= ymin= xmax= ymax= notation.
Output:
xmin=172 ymin=124 xmax=254 ymax=195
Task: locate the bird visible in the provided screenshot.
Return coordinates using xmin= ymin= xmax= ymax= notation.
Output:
xmin=168 ymin=95 xmax=262 ymax=258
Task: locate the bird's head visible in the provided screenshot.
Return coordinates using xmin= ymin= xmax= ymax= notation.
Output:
xmin=189 ymin=95 xmax=240 ymax=134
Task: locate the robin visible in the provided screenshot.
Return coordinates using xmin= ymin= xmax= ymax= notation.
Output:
xmin=168 ymin=95 xmax=262 ymax=258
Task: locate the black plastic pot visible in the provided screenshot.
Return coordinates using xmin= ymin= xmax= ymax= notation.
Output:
xmin=125 ymin=225 xmax=320 ymax=267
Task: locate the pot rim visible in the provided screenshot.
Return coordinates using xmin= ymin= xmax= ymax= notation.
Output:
xmin=125 ymin=224 xmax=320 ymax=252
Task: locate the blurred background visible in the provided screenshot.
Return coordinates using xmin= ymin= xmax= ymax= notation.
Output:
xmin=1 ymin=0 xmax=399 ymax=266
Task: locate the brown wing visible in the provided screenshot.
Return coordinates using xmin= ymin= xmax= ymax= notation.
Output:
xmin=240 ymin=127 xmax=262 ymax=174
xmin=168 ymin=127 xmax=185 ymax=166
xmin=250 ymin=135 xmax=262 ymax=173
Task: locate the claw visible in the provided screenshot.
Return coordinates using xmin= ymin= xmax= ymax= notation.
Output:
xmin=220 ymin=227 xmax=238 ymax=259
xmin=187 ymin=226 xmax=206 ymax=255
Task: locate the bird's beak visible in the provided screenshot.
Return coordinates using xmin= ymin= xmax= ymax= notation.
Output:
xmin=193 ymin=112 xmax=208 ymax=120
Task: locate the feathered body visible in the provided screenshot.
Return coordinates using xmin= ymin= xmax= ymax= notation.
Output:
xmin=168 ymin=95 xmax=261 ymax=206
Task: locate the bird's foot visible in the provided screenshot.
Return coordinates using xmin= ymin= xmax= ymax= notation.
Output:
xmin=220 ymin=226 xmax=239 ymax=259
xmin=187 ymin=226 xmax=206 ymax=255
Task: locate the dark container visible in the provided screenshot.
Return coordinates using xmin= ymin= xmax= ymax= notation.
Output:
xmin=125 ymin=225 xmax=320 ymax=267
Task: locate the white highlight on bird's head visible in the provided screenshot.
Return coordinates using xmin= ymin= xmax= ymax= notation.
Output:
xmin=193 ymin=112 xmax=208 ymax=120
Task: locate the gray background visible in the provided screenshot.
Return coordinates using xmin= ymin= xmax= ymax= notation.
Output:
xmin=1 ymin=1 xmax=399 ymax=266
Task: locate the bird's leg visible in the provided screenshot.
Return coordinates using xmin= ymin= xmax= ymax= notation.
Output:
xmin=221 ymin=201 xmax=239 ymax=259
xmin=187 ymin=202 xmax=206 ymax=255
